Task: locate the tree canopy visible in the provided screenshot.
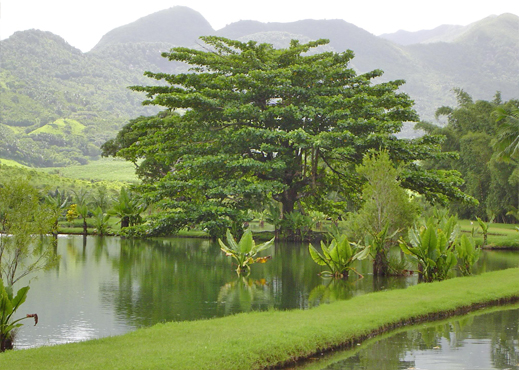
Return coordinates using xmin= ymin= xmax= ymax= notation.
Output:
xmin=103 ymin=36 xmax=471 ymax=237
xmin=417 ymin=89 xmax=519 ymax=221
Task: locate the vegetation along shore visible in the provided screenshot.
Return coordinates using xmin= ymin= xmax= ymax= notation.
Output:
xmin=1 ymin=268 xmax=518 ymax=370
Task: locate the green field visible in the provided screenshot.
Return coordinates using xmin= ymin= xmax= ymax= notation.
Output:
xmin=39 ymin=158 xmax=139 ymax=183
xmin=0 ymin=162 xmax=129 ymax=193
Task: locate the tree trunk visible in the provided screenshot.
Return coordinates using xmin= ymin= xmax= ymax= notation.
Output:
xmin=121 ymin=216 xmax=129 ymax=229
xmin=373 ymin=250 xmax=389 ymax=277
xmin=1 ymin=335 xmax=13 ymax=352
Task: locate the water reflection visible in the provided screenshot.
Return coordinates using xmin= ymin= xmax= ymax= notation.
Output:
xmin=293 ymin=306 xmax=519 ymax=370
xmin=12 ymin=235 xmax=519 ymax=349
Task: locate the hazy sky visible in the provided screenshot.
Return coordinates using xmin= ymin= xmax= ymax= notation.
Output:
xmin=1 ymin=0 xmax=518 ymax=52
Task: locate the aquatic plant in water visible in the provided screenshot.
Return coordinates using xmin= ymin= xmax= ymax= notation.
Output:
xmin=309 ymin=235 xmax=370 ymax=278
xmin=218 ymin=229 xmax=275 ymax=274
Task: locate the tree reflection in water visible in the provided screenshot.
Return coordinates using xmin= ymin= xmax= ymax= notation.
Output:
xmin=14 ymin=235 xmax=519 ymax=349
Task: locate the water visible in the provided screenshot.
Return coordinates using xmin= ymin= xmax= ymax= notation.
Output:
xmin=11 ymin=235 xmax=519 ymax=349
xmin=293 ymin=306 xmax=519 ymax=370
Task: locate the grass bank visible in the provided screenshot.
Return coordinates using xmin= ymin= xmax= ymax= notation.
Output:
xmin=459 ymin=220 xmax=519 ymax=249
xmin=1 ymin=268 xmax=519 ymax=369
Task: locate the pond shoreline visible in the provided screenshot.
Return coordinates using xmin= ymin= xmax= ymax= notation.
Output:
xmin=282 ymin=295 xmax=519 ymax=369
xmin=2 ymin=268 xmax=519 ymax=370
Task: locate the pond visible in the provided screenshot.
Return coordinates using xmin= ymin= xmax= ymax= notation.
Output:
xmin=291 ymin=305 xmax=519 ymax=370
xmin=13 ymin=235 xmax=519 ymax=349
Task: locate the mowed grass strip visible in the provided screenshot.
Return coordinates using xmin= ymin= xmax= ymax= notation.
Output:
xmin=2 ymin=268 xmax=519 ymax=370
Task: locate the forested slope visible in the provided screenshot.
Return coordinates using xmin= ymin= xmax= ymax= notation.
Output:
xmin=1 ymin=7 xmax=517 ymax=167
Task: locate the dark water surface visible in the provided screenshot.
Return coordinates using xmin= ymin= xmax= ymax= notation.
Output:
xmin=292 ymin=305 xmax=519 ymax=370
xmin=13 ymin=235 xmax=519 ymax=349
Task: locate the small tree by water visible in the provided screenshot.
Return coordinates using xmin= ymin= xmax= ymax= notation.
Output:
xmin=346 ymin=151 xmax=419 ymax=276
xmin=0 ymin=178 xmax=58 ymax=350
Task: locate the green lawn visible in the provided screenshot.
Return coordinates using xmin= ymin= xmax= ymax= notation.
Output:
xmin=2 ymin=268 xmax=519 ymax=370
xmin=459 ymin=219 xmax=519 ymax=248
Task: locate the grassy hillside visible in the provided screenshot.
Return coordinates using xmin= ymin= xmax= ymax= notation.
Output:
xmin=39 ymin=158 xmax=138 ymax=182
xmin=0 ymin=30 xmax=159 ymax=167
xmin=29 ymin=118 xmax=85 ymax=136
xmin=0 ymin=162 xmax=131 ymax=193
xmin=1 ymin=8 xmax=517 ymax=167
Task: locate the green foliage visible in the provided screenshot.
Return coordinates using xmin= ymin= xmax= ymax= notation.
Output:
xmin=360 ymin=222 xmax=402 ymax=276
xmin=92 ymin=207 xmax=111 ymax=236
xmin=399 ymin=214 xmax=461 ymax=282
xmin=0 ymin=163 xmax=125 ymax=202
xmin=218 ymin=229 xmax=275 ymax=275
xmin=105 ymin=36 xmax=468 ymax=238
xmin=420 ymin=90 xmax=519 ymax=221
xmin=44 ymin=188 xmax=69 ymax=236
xmin=309 ymin=235 xmax=369 ymax=278
xmin=493 ymin=105 xmax=519 ymax=162
xmin=280 ymin=211 xmax=314 ymax=241
xmin=0 ymin=179 xmax=53 ymax=351
xmin=456 ymin=234 xmax=481 ymax=276
xmin=0 ymin=178 xmax=59 ymax=287
xmin=0 ymin=280 xmax=36 ymax=352
xmin=346 ymin=151 xmax=419 ymax=276
xmin=476 ymin=216 xmax=491 ymax=246
xmin=109 ymin=187 xmax=147 ymax=230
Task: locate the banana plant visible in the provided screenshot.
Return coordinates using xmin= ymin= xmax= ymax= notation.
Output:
xmin=0 ymin=280 xmax=37 ymax=352
xmin=218 ymin=229 xmax=275 ymax=275
xmin=456 ymin=234 xmax=481 ymax=276
xmin=92 ymin=206 xmax=111 ymax=236
xmin=309 ymin=235 xmax=370 ymax=278
xmin=399 ymin=219 xmax=458 ymax=282
xmin=476 ymin=217 xmax=491 ymax=246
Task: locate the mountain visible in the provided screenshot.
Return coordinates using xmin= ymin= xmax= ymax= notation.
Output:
xmin=0 ymin=30 xmax=159 ymax=166
xmin=92 ymin=6 xmax=213 ymax=51
xmin=1 ymin=8 xmax=518 ymax=167
xmin=379 ymin=24 xmax=466 ymax=45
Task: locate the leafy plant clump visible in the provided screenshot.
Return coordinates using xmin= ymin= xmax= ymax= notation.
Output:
xmin=0 ymin=280 xmax=37 ymax=352
xmin=218 ymin=229 xmax=275 ymax=275
xmin=456 ymin=234 xmax=481 ymax=276
xmin=399 ymin=214 xmax=481 ymax=282
xmin=309 ymin=236 xmax=370 ymax=278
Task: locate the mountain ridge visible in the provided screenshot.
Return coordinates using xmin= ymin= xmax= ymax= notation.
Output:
xmin=1 ymin=8 xmax=518 ymax=167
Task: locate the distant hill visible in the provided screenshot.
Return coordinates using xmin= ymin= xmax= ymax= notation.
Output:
xmin=213 ymin=13 xmax=519 ymax=120
xmin=379 ymin=24 xmax=466 ymax=45
xmin=92 ymin=6 xmax=213 ymax=51
xmin=1 ymin=7 xmax=518 ymax=167
xmin=0 ymin=30 xmax=159 ymax=166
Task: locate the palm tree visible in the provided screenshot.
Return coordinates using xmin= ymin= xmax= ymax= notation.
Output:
xmin=72 ymin=189 xmax=90 ymax=236
xmin=109 ymin=188 xmax=147 ymax=229
xmin=493 ymin=106 xmax=519 ymax=162
xmin=45 ymin=189 xmax=69 ymax=237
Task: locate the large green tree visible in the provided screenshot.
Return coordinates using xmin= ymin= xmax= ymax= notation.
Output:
xmin=104 ymin=36 xmax=469 ymax=237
